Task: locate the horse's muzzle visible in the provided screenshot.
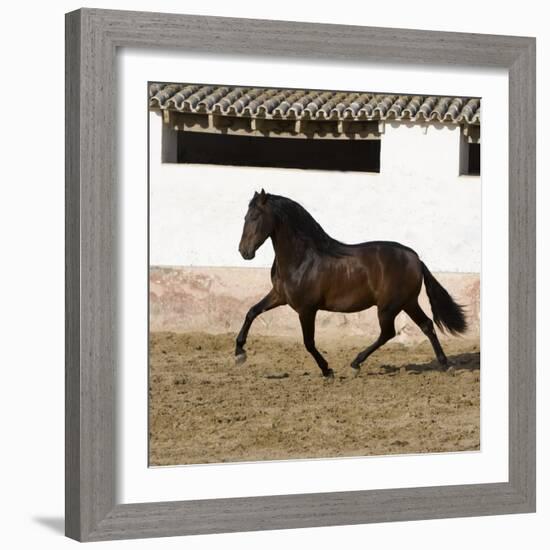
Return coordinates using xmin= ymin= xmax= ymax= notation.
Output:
xmin=239 ymin=246 xmax=255 ymax=260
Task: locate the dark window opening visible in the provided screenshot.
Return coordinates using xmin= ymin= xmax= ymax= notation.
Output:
xmin=459 ymin=129 xmax=481 ymax=176
xmin=174 ymin=131 xmax=381 ymax=173
xmin=467 ymin=143 xmax=480 ymax=175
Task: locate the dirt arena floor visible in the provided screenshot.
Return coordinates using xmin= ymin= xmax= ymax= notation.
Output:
xmin=149 ymin=332 xmax=480 ymax=466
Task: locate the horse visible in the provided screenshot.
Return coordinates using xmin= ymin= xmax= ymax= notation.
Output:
xmin=235 ymin=189 xmax=467 ymax=379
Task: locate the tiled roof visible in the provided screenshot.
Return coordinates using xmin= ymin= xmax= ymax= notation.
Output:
xmin=149 ymin=83 xmax=481 ymax=125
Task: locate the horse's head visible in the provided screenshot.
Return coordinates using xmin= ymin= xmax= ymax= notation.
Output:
xmin=239 ymin=189 xmax=274 ymax=260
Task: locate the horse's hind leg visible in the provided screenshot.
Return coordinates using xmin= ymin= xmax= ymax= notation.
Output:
xmin=235 ymin=288 xmax=285 ymax=363
xmin=351 ymin=307 xmax=398 ymax=372
xmin=298 ymin=309 xmax=333 ymax=379
xmin=404 ymin=299 xmax=448 ymax=369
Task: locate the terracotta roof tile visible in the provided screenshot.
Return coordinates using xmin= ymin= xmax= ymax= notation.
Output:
xmin=149 ymin=84 xmax=480 ymax=125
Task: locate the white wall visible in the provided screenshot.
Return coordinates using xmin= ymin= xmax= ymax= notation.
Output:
xmin=150 ymin=112 xmax=481 ymax=272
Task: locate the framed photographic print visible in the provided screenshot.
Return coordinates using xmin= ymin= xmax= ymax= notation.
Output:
xmin=65 ymin=8 xmax=536 ymax=542
xmin=147 ymin=82 xmax=482 ymax=467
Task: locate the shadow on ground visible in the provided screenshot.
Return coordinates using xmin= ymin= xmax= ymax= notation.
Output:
xmin=33 ymin=516 xmax=65 ymax=534
xmin=372 ymin=352 xmax=480 ymax=376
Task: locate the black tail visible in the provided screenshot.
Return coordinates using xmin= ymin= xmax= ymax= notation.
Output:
xmin=421 ymin=262 xmax=467 ymax=335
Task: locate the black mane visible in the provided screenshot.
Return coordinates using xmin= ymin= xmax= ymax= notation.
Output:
xmin=261 ymin=194 xmax=346 ymax=256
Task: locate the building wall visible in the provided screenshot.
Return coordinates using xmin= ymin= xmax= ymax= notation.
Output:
xmin=149 ymin=112 xmax=481 ymax=273
xmin=149 ymin=112 xmax=480 ymax=340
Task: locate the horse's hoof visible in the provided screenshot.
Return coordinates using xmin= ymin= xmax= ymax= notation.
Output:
xmin=323 ymin=368 xmax=335 ymax=380
xmin=446 ymin=366 xmax=456 ymax=376
xmin=351 ymin=367 xmax=361 ymax=378
xmin=235 ymin=352 xmax=247 ymax=365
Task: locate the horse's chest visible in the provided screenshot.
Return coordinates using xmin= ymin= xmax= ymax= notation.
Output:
xmin=280 ymin=281 xmax=314 ymax=309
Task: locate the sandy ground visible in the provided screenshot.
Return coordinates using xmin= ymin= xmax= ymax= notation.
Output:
xmin=149 ymin=332 xmax=480 ymax=466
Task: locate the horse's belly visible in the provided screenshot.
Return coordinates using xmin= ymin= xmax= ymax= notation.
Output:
xmin=321 ymin=290 xmax=374 ymax=313
xmin=314 ymin=266 xmax=375 ymax=312
xmin=322 ymin=301 xmax=374 ymax=313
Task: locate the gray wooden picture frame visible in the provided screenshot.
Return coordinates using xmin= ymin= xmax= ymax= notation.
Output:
xmin=65 ymin=8 xmax=536 ymax=542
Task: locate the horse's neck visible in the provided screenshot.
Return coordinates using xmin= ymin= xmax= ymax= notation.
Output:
xmin=271 ymin=225 xmax=313 ymax=269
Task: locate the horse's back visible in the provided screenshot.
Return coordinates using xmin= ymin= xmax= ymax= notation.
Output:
xmin=355 ymin=240 xmax=422 ymax=279
xmin=349 ymin=239 xmax=418 ymax=257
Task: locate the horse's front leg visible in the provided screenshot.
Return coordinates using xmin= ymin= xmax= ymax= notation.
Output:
xmin=298 ymin=308 xmax=334 ymax=379
xmin=235 ymin=288 xmax=285 ymax=364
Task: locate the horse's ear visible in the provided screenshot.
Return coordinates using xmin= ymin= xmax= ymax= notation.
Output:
xmin=259 ymin=188 xmax=267 ymax=204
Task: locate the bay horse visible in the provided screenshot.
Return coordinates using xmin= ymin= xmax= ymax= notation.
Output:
xmin=236 ymin=189 xmax=467 ymax=378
